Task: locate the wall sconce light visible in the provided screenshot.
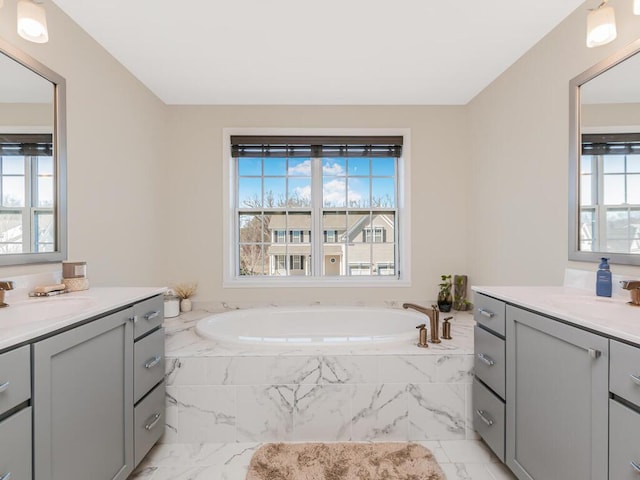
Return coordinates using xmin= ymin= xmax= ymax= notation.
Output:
xmin=17 ymin=0 xmax=49 ymax=44
xmin=586 ymin=0 xmax=617 ymax=48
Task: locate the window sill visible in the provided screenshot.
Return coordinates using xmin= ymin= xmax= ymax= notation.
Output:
xmin=223 ymin=277 xmax=411 ymax=288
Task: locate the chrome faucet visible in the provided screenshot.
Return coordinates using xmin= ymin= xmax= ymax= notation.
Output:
xmin=621 ymin=280 xmax=640 ymax=306
xmin=0 ymin=280 xmax=14 ymax=307
xmin=403 ymin=303 xmax=441 ymax=343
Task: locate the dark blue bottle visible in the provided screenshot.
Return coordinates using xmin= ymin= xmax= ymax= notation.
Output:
xmin=596 ymin=257 xmax=612 ymax=297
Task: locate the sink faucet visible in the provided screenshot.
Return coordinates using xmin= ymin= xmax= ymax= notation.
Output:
xmin=621 ymin=280 xmax=640 ymax=306
xmin=0 ymin=280 xmax=15 ymax=307
xmin=403 ymin=303 xmax=441 ymax=343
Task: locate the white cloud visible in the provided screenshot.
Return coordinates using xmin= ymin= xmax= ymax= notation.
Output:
xmin=323 ymin=178 xmax=360 ymax=206
xmin=322 ymin=161 xmax=345 ymax=176
xmin=288 ymin=160 xmax=311 ymax=176
xmin=293 ymin=185 xmax=311 ymax=202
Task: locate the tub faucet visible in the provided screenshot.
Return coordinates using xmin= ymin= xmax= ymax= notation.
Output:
xmin=0 ymin=280 xmax=14 ymax=307
xmin=403 ymin=303 xmax=441 ymax=343
xmin=621 ymin=280 xmax=640 ymax=306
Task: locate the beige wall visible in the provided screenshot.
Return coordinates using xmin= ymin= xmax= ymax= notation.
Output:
xmin=468 ymin=0 xmax=640 ymax=286
xmin=162 ymin=106 xmax=470 ymax=303
xmin=582 ymin=103 xmax=640 ymax=128
xmin=2 ymin=0 xmax=639 ymax=299
xmin=0 ymin=103 xmax=52 ymax=127
xmin=0 ymin=0 xmax=167 ymax=286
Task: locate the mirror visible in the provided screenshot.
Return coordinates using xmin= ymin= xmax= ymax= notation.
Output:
xmin=0 ymin=37 xmax=66 ymax=266
xmin=569 ymin=38 xmax=640 ymax=266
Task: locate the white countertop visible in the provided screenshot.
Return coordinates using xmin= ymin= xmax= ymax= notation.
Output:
xmin=0 ymin=287 xmax=165 ymax=351
xmin=473 ymin=285 xmax=640 ymax=345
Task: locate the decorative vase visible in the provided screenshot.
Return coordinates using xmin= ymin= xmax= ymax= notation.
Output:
xmin=437 ymin=299 xmax=452 ymax=312
xmin=453 ymin=274 xmax=469 ymax=311
xmin=180 ymin=298 xmax=192 ymax=312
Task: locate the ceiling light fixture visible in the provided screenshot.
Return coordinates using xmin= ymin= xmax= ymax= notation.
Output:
xmin=17 ymin=0 xmax=49 ymax=44
xmin=586 ymin=0 xmax=617 ymax=48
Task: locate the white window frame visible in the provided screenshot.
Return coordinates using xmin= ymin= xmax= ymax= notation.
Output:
xmin=222 ymin=128 xmax=412 ymax=288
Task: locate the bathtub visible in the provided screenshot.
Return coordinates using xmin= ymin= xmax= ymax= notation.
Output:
xmin=195 ymin=306 xmax=427 ymax=346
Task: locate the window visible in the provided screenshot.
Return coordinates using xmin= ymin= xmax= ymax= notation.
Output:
xmin=231 ymin=134 xmax=404 ymax=281
xmin=581 ymin=134 xmax=640 ymax=254
xmin=0 ymin=135 xmax=54 ymax=254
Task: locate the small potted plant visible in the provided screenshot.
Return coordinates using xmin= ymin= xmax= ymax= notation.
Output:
xmin=173 ymin=281 xmax=197 ymax=312
xmin=437 ymin=275 xmax=453 ymax=312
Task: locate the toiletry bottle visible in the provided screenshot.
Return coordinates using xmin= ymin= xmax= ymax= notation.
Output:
xmin=596 ymin=257 xmax=612 ymax=297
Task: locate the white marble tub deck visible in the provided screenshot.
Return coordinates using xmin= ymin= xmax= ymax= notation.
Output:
xmin=164 ymin=307 xmax=475 ymax=357
xmin=135 ymin=307 xmax=517 ymax=479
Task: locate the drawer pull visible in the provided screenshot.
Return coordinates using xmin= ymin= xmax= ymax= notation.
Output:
xmin=587 ymin=348 xmax=601 ymax=359
xmin=144 ymin=412 xmax=162 ymax=431
xmin=477 ymin=353 xmax=496 ymax=366
xmin=144 ymin=355 xmax=162 ymax=369
xmin=144 ymin=311 xmax=160 ymax=321
xmin=0 ymin=472 xmax=12 ymax=480
xmin=631 ymin=461 xmax=640 ymax=473
xmin=0 ymin=381 xmax=9 ymax=393
xmin=630 ymin=374 xmax=640 ymax=386
xmin=475 ymin=409 xmax=494 ymax=426
xmin=478 ymin=308 xmax=495 ymax=319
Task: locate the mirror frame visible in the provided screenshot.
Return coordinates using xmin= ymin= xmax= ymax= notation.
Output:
xmin=569 ymin=37 xmax=640 ymax=266
xmin=0 ymin=36 xmax=67 ymax=266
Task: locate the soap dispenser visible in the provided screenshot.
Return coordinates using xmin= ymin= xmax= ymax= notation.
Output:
xmin=596 ymin=257 xmax=612 ymax=297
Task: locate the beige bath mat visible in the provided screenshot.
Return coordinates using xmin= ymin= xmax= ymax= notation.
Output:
xmin=246 ymin=442 xmax=446 ymax=480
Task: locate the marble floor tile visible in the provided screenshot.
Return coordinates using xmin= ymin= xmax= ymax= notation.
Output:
xmin=128 ymin=440 xmax=518 ymax=480
xmin=440 ymin=439 xmax=499 ymax=463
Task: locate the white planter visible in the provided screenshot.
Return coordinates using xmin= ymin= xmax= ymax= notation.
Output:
xmin=180 ymin=298 xmax=192 ymax=312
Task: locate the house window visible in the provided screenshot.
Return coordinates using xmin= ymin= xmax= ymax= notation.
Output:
xmin=0 ymin=141 xmax=54 ymax=254
xmin=274 ymin=254 xmax=286 ymax=272
xmin=363 ymin=227 xmax=384 ymax=243
xmin=231 ymin=134 xmax=404 ymax=281
xmin=324 ymin=230 xmax=337 ymax=243
xmin=290 ymin=255 xmax=305 ymax=270
xmin=581 ymin=134 xmax=640 ymax=254
xmin=273 ymin=230 xmax=285 ymax=243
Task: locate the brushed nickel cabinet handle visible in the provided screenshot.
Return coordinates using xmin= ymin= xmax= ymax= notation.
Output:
xmin=0 ymin=381 xmax=9 ymax=393
xmin=0 ymin=472 xmax=13 ymax=480
xmin=144 ymin=412 xmax=162 ymax=431
xmin=144 ymin=356 xmax=162 ymax=369
xmin=475 ymin=409 xmax=494 ymax=426
xmin=144 ymin=311 xmax=160 ymax=321
xmin=477 ymin=353 xmax=496 ymax=366
xmin=630 ymin=460 xmax=640 ymax=473
xmin=630 ymin=374 xmax=640 ymax=386
xmin=478 ymin=308 xmax=495 ymax=318
xmin=587 ymin=348 xmax=601 ymax=359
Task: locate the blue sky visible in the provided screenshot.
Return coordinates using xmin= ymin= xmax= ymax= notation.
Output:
xmin=238 ymin=157 xmax=396 ymax=208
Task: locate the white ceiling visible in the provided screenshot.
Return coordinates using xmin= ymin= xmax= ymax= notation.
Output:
xmin=50 ymin=0 xmax=586 ymax=105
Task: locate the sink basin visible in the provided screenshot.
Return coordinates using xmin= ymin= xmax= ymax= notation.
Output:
xmin=0 ymin=296 xmax=98 ymax=326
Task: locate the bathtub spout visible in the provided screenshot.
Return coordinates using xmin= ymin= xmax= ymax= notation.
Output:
xmin=402 ymin=303 xmax=441 ymax=344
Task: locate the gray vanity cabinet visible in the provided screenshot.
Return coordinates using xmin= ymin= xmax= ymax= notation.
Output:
xmin=33 ymin=308 xmax=135 ymax=480
xmin=0 ymin=345 xmax=32 ymax=480
xmin=505 ymin=305 xmax=608 ymax=480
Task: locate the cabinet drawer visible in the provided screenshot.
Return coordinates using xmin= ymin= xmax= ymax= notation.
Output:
xmin=134 ymin=381 xmax=165 ymax=466
xmin=611 ymin=340 xmax=640 ymax=408
xmin=474 ymin=326 xmax=505 ymax=399
xmin=473 ymin=378 xmax=505 ymax=462
xmin=0 ymin=345 xmax=30 ymax=416
xmin=473 ymin=294 xmax=506 ymax=336
xmin=134 ymin=327 xmax=165 ymax=403
xmin=610 ymin=399 xmax=640 ymax=479
xmin=0 ymin=406 xmax=32 ymax=480
xmin=134 ymin=295 xmax=164 ymax=340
